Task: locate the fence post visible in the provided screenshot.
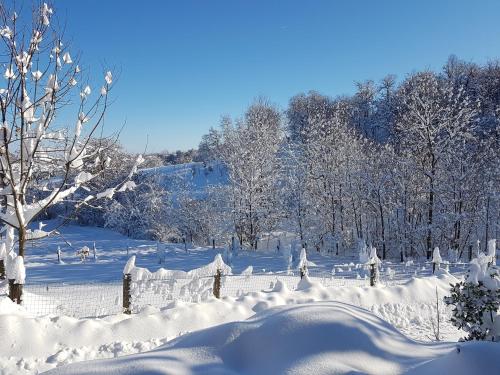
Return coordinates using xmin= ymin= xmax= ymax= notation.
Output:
xmin=8 ymin=278 xmax=15 ymax=300
xmin=123 ymin=273 xmax=132 ymax=314
xmin=370 ymin=263 xmax=376 ymax=287
xmin=468 ymin=244 xmax=473 ymax=262
xmin=212 ymin=239 xmax=215 ymax=249
xmin=93 ymin=242 xmax=97 ymax=261
xmin=13 ymin=282 xmax=23 ymax=304
xmin=213 ymin=268 xmax=221 ymax=299
xmin=183 ymin=238 xmax=187 ymax=253
xmin=0 ymin=259 xmax=5 ymax=279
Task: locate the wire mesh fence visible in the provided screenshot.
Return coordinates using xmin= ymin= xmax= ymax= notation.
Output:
xmin=0 ymin=261 xmax=468 ymax=319
xmin=22 ymin=282 xmax=123 ymax=318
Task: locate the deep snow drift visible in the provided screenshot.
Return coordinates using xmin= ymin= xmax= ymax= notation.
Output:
xmin=0 ymin=271 xmax=477 ymax=374
xmin=44 ymin=302 xmax=500 ymax=375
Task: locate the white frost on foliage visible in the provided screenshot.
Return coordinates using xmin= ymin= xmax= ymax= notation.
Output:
xmin=62 ymin=52 xmax=72 ymax=64
xmin=128 ymin=154 xmax=145 ymax=179
xmin=467 ymin=253 xmax=500 ymax=290
xmin=117 ymin=181 xmax=136 ymax=192
xmin=74 ymin=171 xmax=93 ymax=185
xmin=26 ymin=229 xmax=51 ymax=240
xmin=96 ymin=187 xmax=115 ymax=200
xmin=105 ymin=71 xmax=113 ymax=85
xmin=487 ymin=239 xmax=496 ymax=261
xmin=0 ymin=242 xmax=6 ymax=260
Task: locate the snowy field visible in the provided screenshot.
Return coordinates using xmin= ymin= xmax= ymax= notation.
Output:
xmin=0 ymin=222 xmax=497 ymax=374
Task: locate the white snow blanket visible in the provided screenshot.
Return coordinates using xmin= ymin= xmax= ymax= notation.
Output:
xmin=44 ymin=302 xmax=500 ymax=375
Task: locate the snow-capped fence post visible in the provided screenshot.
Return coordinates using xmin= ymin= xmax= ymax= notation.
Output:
xmin=432 ymin=247 xmax=442 ymax=274
xmin=298 ymin=248 xmax=308 ymax=279
xmin=368 ymin=246 xmax=380 ymax=287
xmin=10 ymin=257 xmax=25 ymax=304
xmin=213 ymin=268 xmax=222 ymax=299
xmin=123 ymin=256 xmax=135 ymax=314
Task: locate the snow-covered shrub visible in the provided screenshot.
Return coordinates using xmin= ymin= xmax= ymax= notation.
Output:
xmin=444 ymin=253 xmax=500 ymax=341
xmin=76 ymin=246 xmax=90 ymax=262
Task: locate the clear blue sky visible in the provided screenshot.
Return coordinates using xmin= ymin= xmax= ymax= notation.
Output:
xmin=54 ymin=0 xmax=500 ymax=153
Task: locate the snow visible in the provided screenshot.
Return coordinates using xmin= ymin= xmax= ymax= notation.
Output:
xmin=42 ymin=302 xmax=500 ymax=375
xmin=13 ymin=256 xmax=26 ymax=284
xmin=0 ymin=222 xmax=486 ymax=374
xmin=432 ymin=247 xmax=442 ymax=264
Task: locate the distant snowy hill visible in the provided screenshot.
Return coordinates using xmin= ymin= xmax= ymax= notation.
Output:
xmin=137 ymin=162 xmax=228 ymax=198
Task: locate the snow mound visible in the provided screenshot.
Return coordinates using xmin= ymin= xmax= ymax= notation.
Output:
xmin=406 ymin=341 xmax=500 ymax=375
xmin=43 ymin=302 xmax=479 ymax=375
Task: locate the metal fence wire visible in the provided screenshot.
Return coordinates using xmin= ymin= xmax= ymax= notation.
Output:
xmin=22 ymin=282 xmax=123 ymax=318
xmin=0 ymin=261 xmax=468 ymax=319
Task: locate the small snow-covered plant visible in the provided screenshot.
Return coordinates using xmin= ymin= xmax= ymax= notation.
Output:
xmin=76 ymin=246 xmax=90 ymax=262
xmin=444 ymin=253 xmax=500 ymax=341
xmin=430 ymin=287 xmax=441 ymax=341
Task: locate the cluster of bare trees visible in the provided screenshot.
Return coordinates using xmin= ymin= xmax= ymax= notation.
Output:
xmin=196 ymin=57 xmax=498 ymax=260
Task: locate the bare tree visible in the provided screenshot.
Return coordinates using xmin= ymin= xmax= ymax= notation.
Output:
xmin=0 ymin=3 xmax=142 ymax=265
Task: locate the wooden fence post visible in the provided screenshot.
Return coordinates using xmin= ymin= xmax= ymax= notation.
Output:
xmin=468 ymin=244 xmax=473 ymax=262
xmin=123 ymin=273 xmax=132 ymax=314
xmin=0 ymin=259 xmax=5 ymax=279
xmin=8 ymin=278 xmax=14 ymax=300
xmin=13 ymin=282 xmax=23 ymax=304
xmin=370 ymin=263 xmax=376 ymax=287
xmin=300 ymin=264 xmax=307 ymax=279
xmin=213 ymin=268 xmax=221 ymax=299
xmin=212 ymin=239 xmax=215 ymax=249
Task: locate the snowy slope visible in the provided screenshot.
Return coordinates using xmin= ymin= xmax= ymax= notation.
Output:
xmin=43 ymin=302 xmax=500 ymax=375
xmin=137 ymin=162 xmax=228 ymax=199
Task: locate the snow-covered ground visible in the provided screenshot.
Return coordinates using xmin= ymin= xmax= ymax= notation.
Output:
xmin=0 ymin=223 xmax=495 ymax=374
